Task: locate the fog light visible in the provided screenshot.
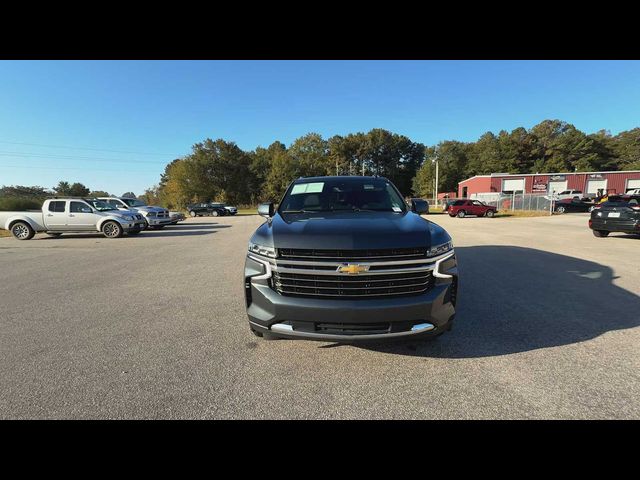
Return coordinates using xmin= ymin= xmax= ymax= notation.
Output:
xmin=411 ymin=323 xmax=435 ymax=332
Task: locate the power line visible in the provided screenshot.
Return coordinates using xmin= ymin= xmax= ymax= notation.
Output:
xmin=0 ymin=164 xmax=156 ymax=173
xmin=0 ymin=140 xmax=185 ymax=157
xmin=0 ymin=151 xmax=171 ymax=164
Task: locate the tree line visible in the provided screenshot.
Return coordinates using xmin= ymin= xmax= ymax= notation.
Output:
xmin=2 ymin=120 xmax=639 ymax=211
xmin=0 ymin=182 xmax=127 ymax=211
xmin=143 ymin=121 xmax=640 ymax=209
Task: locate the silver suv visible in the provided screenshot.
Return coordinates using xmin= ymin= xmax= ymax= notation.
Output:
xmin=98 ymin=197 xmax=172 ymax=229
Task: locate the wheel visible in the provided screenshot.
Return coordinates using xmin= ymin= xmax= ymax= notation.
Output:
xmin=212 ymin=210 xmax=219 ymax=217
xmin=556 ymin=206 xmax=566 ymax=214
xmin=11 ymin=221 xmax=35 ymax=240
xmin=592 ymin=230 xmax=609 ymax=237
xmin=457 ymin=210 xmax=466 ymax=218
xmin=128 ymin=230 xmax=141 ymax=235
xmin=46 ymin=232 xmax=63 ymax=237
xmin=485 ymin=210 xmax=495 ymax=218
xmin=102 ymin=221 xmax=123 ymax=238
xmin=189 ymin=210 xmax=197 ymax=217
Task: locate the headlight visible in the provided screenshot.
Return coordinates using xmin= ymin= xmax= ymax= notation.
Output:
xmin=248 ymin=242 xmax=276 ymax=258
xmin=427 ymin=241 xmax=453 ymax=257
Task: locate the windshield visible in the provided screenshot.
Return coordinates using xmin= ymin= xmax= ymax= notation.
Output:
xmin=85 ymin=200 xmax=116 ymax=211
xmin=279 ymin=178 xmax=407 ymax=213
xmin=122 ymin=198 xmax=147 ymax=207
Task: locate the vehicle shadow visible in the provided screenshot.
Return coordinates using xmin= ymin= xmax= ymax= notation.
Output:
xmin=35 ymin=224 xmax=230 ymax=240
xmin=160 ymin=223 xmax=228 ymax=231
xmin=349 ymin=245 xmax=640 ymax=358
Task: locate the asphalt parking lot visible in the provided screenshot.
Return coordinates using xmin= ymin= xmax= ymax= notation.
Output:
xmin=1 ymin=213 xmax=639 ymax=419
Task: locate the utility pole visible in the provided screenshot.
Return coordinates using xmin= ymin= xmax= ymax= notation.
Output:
xmin=433 ymin=146 xmax=439 ymax=205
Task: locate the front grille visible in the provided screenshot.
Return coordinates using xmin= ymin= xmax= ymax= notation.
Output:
xmin=273 ymin=270 xmax=434 ymax=299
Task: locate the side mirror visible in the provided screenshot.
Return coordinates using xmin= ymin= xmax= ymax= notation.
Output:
xmin=258 ymin=202 xmax=275 ymax=218
xmin=411 ymin=198 xmax=429 ymax=214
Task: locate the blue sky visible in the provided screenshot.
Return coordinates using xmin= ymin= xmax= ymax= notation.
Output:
xmin=1 ymin=60 xmax=639 ymax=196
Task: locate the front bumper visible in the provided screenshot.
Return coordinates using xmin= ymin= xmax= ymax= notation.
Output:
xmin=244 ymin=252 xmax=458 ymax=342
xmin=145 ymin=216 xmax=173 ymax=226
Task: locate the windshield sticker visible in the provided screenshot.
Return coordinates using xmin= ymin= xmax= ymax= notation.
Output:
xmin=291 ymin=182 xmax=324 ymax=195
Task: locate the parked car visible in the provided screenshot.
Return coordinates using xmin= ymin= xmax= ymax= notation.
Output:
xmin=626 ymin=188 xmax=640 ymax=195
xmin=448 ymin=199 xmax=497 ymax=218
xmin=187 ymin=202 xmax=228 ymax=217
xmin=442 ymin=199 xmax=461 ymax=213
xmin=589 ymin=198 xmax=640 ymax=237
xmin=221 ymin=204 xmax=238 ymax=215
xmin=553 ymin=198 xmax=594 ymax=214
xmin=98 ymin=197 xmax=172 ymax=229
xmin=0 ymin=198 xmax=145 ymax=240
xmin=245 ymin=176 xmax=457 ymax=342
xmin=169 ymin=211 xmax=185 ymax=224
xmin=545 ymin=189 xmax=585 ymax=201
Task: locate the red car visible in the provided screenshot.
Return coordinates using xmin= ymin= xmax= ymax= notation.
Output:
xmin=448 ymin=199 xmax=497 ymax=218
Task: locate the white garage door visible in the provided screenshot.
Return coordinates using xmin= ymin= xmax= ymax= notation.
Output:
xmin=586 ymin=179 xmax=607 ymax=194
xmin=627 ymin=179 xmax=640 ymax=192
xmin=502 ymin=178 xmax=525 ymax=192
xmin=548 ymin=180 xmax=567 ymax=194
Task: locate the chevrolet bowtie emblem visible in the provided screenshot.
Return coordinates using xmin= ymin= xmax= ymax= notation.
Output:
xmin=337 ymin=264 xmax=370 ymax=274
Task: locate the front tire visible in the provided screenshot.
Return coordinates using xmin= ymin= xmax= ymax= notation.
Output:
xmin=485 ymin=210 xmax=495 ymax=218
xmin=11 ymin=221 xmax=35 ymax=240
xmin=556 ymin=206 xmax=566 ymax=214
xmin=102 ymin=221 xmax=123 ymax=238
xmin=592 ymin=229 xmax=609 ymax=237
xmin=457 ymin=210 xmax=466 ymax=218
xmin=189 ymin=210 xmax=197 ymax=217
xmin=212 ymin=210 xmax=219 ymax=217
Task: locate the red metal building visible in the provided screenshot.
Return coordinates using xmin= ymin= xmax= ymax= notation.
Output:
xmin=458 ymin=170 xmax=640 ymax=198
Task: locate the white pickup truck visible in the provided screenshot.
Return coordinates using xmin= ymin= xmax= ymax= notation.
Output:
xmin=0 ymin=198 xmax=146 ymax=240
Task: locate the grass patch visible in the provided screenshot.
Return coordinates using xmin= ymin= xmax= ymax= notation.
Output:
xmin=495 ymin=210 xmax=552 ymax=218
xmin=236 ymin=208 xmax=257 ymax=216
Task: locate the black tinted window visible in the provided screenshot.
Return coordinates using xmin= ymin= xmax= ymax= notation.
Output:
xmin=70 ymin=201 xmax=90 ymax=213
xmin=453 ymin=200 xmax=466 ymax=206
xmin=48 ymin=201 xmax=65 ymax=213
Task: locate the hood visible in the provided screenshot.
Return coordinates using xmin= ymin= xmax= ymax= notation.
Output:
xmin=251 ymin=211 xmax=451 ymax=250
xmin=130 ymin=205 xmax=167 ymax=213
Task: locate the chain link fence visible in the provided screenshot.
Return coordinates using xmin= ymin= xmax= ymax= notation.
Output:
xmin=421 ymin=193 xmax=555 ymax=213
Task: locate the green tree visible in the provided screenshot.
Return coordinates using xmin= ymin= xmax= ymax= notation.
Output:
xmin=68 ymin=183 xmax=90 ymax=196
xmin=54 ymin=181 xmax=71 ymax=195
xmin=89 ymin=190 xmax=110 ymax=197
